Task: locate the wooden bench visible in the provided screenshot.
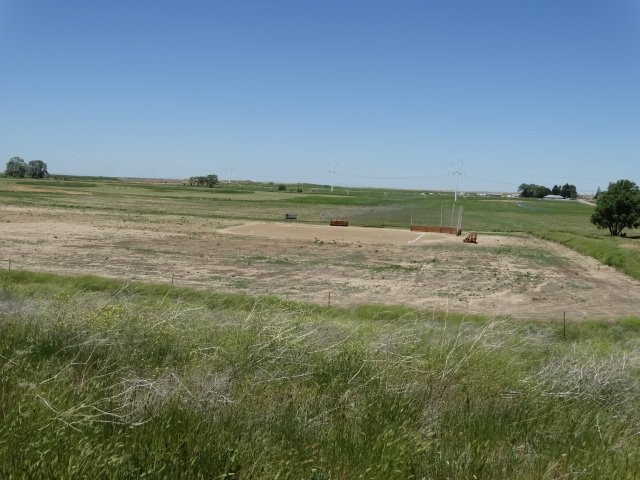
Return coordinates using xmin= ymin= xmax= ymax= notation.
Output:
xmin=285 ymin=213 xmax=297 ymax=221
xmin=330 ymin=218 xmax=348 ymax=226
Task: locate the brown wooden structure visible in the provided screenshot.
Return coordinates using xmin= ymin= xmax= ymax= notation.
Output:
xmin=410 ymin=225 xmax=462 ymax=235
xmin=330 ymin=218 xmax=349 ymax=226
xmin=463 ymin=232 xmax=478 ymax=243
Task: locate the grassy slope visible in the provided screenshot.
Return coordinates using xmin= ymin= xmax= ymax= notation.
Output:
xmin=2 ymin=269 xmax=640 ymax=478
xmin=537 ymin=231 xmax=640 ymax=279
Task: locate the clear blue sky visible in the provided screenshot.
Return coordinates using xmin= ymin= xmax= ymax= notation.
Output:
xmin=1 ymin=0 xmax=639 ymax=193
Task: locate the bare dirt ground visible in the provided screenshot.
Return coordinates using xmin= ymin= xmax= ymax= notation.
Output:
xmin=1 ymin=204 xmax=639 ymax=319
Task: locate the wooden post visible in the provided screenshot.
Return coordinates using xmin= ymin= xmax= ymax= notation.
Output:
xmin=410 ymin=200 xmax=413 ymax=226
xmin=563 ymin=311 xmax=566 ymax=339
xmin=171 ymin=273 xmax=175 ymax=286
xmin=8 ymin=260 xmax=11 ymax=271
xmin=328 ymin=291 xmax=331 ymax=307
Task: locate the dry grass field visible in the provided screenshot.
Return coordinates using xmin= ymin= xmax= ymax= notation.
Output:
xmin=2 ymin=202 xmax=639 ymax=319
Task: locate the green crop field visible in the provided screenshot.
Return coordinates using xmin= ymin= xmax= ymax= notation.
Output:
xmin=0 ymin=176 xmax=597 ymax=230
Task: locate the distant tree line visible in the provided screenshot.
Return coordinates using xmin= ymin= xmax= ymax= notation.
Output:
xmin=518 ymin=183 xmax=577 ymax=199
xmin=188 ymin=174 xmax=219 ymax=188
xmin=4 ymin=157 xmax=48 ymax=179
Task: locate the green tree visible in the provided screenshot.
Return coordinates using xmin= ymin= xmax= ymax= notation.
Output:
xmin=27 ymin=160 xmax=48 ymax=179
xmin=188 ymin=174 xmax=218 ymax=188
xmin=204 ymin=174 xmax=218 ymax=188
xmin=591 ymin=179 xmax=640 ymax=236
xmin=518 ymin=183 xmax=551 ymax=198
xmin=561 ymin=183 xmax=577 ymax=199
xmin=5 ymin=157 xmax=27 ymax=178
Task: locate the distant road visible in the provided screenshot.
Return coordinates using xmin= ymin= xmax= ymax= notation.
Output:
xmin=578 ymin=199 xmax=596 ymax=207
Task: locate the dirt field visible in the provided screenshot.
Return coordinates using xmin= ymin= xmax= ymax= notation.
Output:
xmin=1 ymin=204 xmax=639 ymax=319
xmin=220 ymin=222 xmax=462 ymax=245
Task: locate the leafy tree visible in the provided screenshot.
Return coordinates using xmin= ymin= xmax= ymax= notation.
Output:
xmin=551 ymin=185 xmax=561 ymax=195
xmin=188 ymin=174 xmax=218 ymax=188
xmin=278 ymin=184 xmax=286 ymax=191
xmin=517 ymin=183 xmax=529 ymax=197
xmin=5 ymin=157 xmax=27 ymax=178
xmin=591 ymin=179 xmax=640 ymax=236
xmin=560 ymin=183 xmax=577 ymax=199
xmin=204 ymin=174 xmax=218 ymax=188
xmin=27 ymin=160 xmax=48 ymax=179
xmin=594 ymin=186 xmax=601 ymax=199
xmin=518 ymin=183 xmax=551 ymax=198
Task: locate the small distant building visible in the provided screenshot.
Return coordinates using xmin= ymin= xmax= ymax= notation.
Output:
xmin=544 ymin=195 xmax=564 ymax=200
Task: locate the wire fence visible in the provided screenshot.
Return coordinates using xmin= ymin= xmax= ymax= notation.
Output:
xmin=1 ymin=257 xmax=626 ymax=322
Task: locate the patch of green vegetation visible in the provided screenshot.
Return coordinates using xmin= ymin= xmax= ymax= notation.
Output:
xmin=137 ymin=183 xmax=248 ymax=194
xmin=234 ymin=255 xmax=297 ymax=265
xmin=486 ymin=245 xmax=566 ymax=267
xmin=288 ymin=194 xmax=386 ymax=206
xmin=129 ymin=246 xmax=157 ymax=255
xmin=567 ymin=280 xmax=593 ymax=290
xmin=228 ymin=278 xmax=251 ymax=288
xmin=538 ymin=232 xmax=640 ymax=282
xmin=367 ymin=263 xmax=420 ymax=272
xmin=2 ymin=269 xmax=640 ymax=478
xmin=52 ymin=174 xmax=122 ymax=181
xmin=16 ymin=180 xmax=98 ymax=188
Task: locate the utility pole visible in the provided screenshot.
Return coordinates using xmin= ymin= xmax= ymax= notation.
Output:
xmin=449 ymin=159 xmax=465 ymax=202
xmin=328 ymin=163 xmax=337 ymax=192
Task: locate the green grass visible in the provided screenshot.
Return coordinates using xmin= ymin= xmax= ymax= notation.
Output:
xmin=234 ymin=255 xmax=297 ymax=265
xmin=0 ymin=177 xmax=589 ymax=229
xmin=19 ymin=179 xmax=99 ymax=188
xmin=538 ymin=231 xmax=640 ymax=280
xmin=2 ymin=269 xmax=640 ymax=478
